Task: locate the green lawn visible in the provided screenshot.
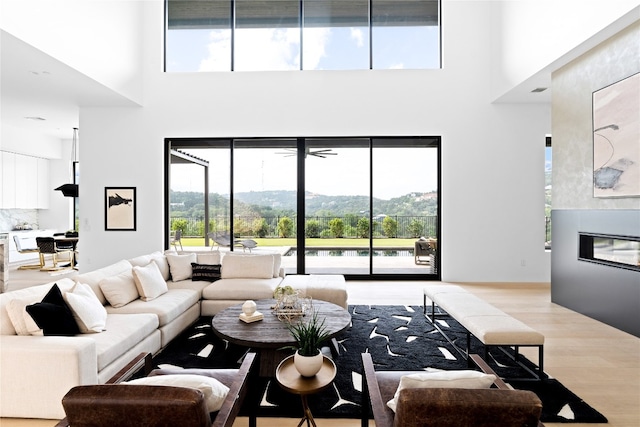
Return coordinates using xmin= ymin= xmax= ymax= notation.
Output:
xmin=180 ymin=237 xmax=417 ymax=248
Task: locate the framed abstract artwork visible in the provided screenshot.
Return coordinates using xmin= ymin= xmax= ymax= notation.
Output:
xmin=592 ymin=72 xmax=640 ymax=198
xmin=105 ymin=187 xmax=137 ymax=231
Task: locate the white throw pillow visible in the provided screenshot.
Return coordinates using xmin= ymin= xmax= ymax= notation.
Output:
xmin=132 ymin=262 xmax=169 ymax=301
xmin=6 ymin=297 xmax=41 ymax=336
xmin=197 ymin=252 xmax=221 ymax=265
xmin=166 ymin=253 xmax=197 ymax=281
xmin=224 ymin=252 xmax=281 ymax=277
xmin=125 ymin=374 xmax=230 ymax=413
xmin=64 ymin=283 xmax=107 ymax=333
xmin=221 ymin=254 xmax=274 ymax=279
xmin=387 ymin=370 xmax=497 ymax=412
xmin=150 ymin=254 xmax=171 ymax=281
xmin=98 ymin=272 xmax=139 ymax=308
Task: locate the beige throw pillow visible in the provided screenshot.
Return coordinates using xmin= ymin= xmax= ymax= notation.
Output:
xmin=125 ymin=374 xmax=230 ymax=412
xmin=221 ymin=254 xmax=274 ymax=279
xmin=64 ymin=283 xmax=107 ymax=333
xmin=132 ymin=262 xmax=169 ymax=301
xmin=166 ymin=253 xmax=197 ymax=281
xmin=6 ymin=297 xmax=41 ymax=336
xmin=98 ymin=271 xmax=139 ymax=308
xmin=387 ymin=370 xmax=497 ymax=412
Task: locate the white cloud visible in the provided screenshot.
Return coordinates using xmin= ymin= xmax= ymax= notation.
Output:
xmin=199 ymin=30 xmax=231 ymax=72
xmin=302 ymin=28 xmax=331 ymax=70
xmin=236 ymin=28 xmax=300 ymax=71
xmin=350 ymin=28 xmax=364 ymax=48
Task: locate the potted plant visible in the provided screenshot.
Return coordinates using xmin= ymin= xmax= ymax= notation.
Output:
xmin=285 ymin=311 xmax=331 ymax=377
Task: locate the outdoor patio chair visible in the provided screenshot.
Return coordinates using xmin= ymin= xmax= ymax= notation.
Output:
xmin=361 ymin=353 xmax=543 ymax=427
xmin=208 ymin=232 xmax=242 ymax=250
xmin=171 ymin=229 xmax=183 ymax=250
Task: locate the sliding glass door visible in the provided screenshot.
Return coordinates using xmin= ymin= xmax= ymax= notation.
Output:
xmin=166 ymin=136 xmax=440 ymax=279
xmin=304 ymin=139 xmax=370 ymax=274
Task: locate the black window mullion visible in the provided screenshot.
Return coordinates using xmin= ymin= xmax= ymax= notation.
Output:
xmin=296 ymin=138 xmax=306 ymax=273
xmin=230 ymin=0 xmax=235 ymax=71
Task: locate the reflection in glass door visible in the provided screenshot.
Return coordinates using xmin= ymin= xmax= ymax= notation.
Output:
xmin=372 ymin=139 xmax=439 ymax=275
xmin=305 ymin=139 xmax=370 ymax=274
xmin=233 ymin=139 xmax=298 ymax=271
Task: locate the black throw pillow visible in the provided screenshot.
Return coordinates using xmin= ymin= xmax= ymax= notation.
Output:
xmin=191 ymin=263 xmax=222 ymax=282
xmin=26 ymin=283 xmax=80 ymax=336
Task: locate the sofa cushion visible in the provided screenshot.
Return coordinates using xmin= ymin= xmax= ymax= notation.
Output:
xmin=75 ymin=260 xmax=133 ymax=305
xmin=129 ymin=252 xmax=170 ymax=281
xmin=224 ymin=252 xmax=281 ymax=278
xmin=106 ymin=289 xmax=200 ymax=327
xmin=99 ymin=271 xmax=139 ymax=308
xmin=0 ymin=278 xmax=75 ymax=336
xmin=202 ymin=278 xmax=282 ymax=301
xmin=125 ymin=374 xmax=229 ymax=413
xmin=6 ymin=296 xmax=43 ymax=336
xmin=197 ymin=252 xmax=221 ymax=265
xmin=387 ymin=370 xmax=497 ymax=412
xmin=221 ymin=254 xmax=274 ymax=279
xmin=26 ymin=284 xmax=80 ymax=336
xmin=132 ymin=262 xmax=169 ymax=301
xmin=166 ymin=253 xmax=197 ymax=281
xmin=64 ymin=283 xmax=108 ymax=333
xmin=191 ymin=263 xmax=222 ymax=282
xmin=91 ymin=313 xmax=159 ymax=371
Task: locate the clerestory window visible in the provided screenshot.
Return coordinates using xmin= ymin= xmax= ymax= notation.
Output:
xmin=165 ymin=0 xmax=441 ymax=72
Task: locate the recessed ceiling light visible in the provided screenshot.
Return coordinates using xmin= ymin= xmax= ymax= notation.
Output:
xmin=25 ymin=116 xmax=46 ymax=121
xmin=531 ymin=87 xmax=548 ymax=93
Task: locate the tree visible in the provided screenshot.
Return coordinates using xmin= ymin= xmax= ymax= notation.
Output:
xmin=305 ymin=219 xmax=321 ymax=238
xmin=382 ymin=216 xmax=398 ymax=238
xmin=356 ymin=217 xmax=370 ymax=238
xmin=328 ymin=218 xmax=344 ymax=238
xmin=277 ymin=216 xmax=294 ymax=238
xmin=407 ymin=219 xmax=424 ymax=238
xmin=253 ymin=218 xmax=269 ymax=238
xmin=172 ymin=218 xmax=188 ymax=233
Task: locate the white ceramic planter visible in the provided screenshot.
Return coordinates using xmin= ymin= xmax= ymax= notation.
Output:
xmin=293 ymin=350 xmax=323 ymax=377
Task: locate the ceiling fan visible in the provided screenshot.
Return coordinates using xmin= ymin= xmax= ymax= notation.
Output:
xmin=276 ymin=148 xmax=337 ymax=158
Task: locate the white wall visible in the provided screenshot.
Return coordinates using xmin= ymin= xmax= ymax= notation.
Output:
xmin=76 ymin=0 xmax=552 ymax=282
xmin=0 ymin=0 xmax=144 ymax=104
xmin=552 ymin=21 xmax=640 ymax=210
xmin=490 ymin=0 xmax=640 ymax=101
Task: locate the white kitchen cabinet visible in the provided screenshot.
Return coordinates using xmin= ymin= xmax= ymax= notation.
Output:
xmin=2 ymin=152 xmax=16 ymax=208
xmin=0 ymin=152 xmax=50 ymax=209
xmin=37 ymin=158 xmax=49 ymax=209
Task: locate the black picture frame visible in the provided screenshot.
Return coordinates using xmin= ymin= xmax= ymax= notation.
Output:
xmin=105 ymin=187 xmax=136 ymax=231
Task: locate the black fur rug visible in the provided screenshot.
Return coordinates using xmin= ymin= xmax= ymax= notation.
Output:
xmin=148 ymin=305 xmax=607 ymax=423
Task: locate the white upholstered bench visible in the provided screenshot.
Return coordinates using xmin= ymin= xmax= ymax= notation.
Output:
xmin=423 ymin=284 xmax=545 ymax=379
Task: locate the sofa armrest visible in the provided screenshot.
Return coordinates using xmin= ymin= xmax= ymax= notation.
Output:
xmin=213 ymin=352 xmax=256 ymax=427
xmin=0 ymin=335 xmax=98 ymax=419
xmin=362 ymin=352 xmax=393 ymax=427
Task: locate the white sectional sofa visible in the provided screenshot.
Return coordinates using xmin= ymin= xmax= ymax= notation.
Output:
xmin=0 ymin=249 xmax=348 ymax=420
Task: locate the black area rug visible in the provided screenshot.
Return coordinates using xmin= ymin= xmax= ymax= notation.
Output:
xmin=149 ymin=305 xmax=607 ymax=423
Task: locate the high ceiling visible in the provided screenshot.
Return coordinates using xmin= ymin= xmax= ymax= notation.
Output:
xmin=0 ymin=30 xmax=134 ymax=140
xmin=5 ymin=6 xmax=636 ymax=144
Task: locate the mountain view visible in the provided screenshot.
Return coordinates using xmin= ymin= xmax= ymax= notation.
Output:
xmin=170 ymin=190 xmax=438 ymax=219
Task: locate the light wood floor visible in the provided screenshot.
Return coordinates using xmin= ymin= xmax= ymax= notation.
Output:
xmin=2 ymin=273 xmax=638 ymax=427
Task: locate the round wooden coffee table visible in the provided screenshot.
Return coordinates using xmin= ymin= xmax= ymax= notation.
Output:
xmin=276 ymin=355 xmax=336 ymax=427
xmin=211 ymin=299 xmax=351 ymax=376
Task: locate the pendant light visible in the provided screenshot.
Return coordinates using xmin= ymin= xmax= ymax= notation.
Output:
xmin=55 ymin=127 xmax=79 ymax=197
